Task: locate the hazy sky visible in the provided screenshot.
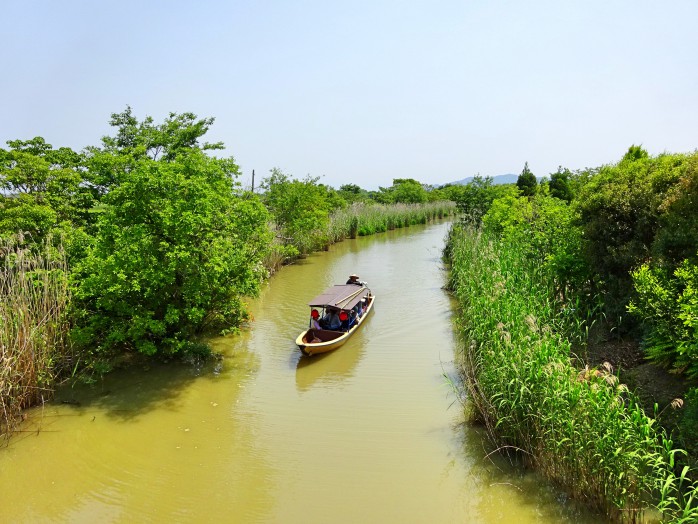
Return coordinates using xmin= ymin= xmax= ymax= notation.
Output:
xmin=2 ymin=1 xmax=697 ymax=189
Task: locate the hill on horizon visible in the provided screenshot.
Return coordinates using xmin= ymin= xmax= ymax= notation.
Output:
xmin=448 ymin=174 xmax=518 ymax=186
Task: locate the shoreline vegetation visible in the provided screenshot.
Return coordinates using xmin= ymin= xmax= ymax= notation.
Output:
xmin=0 ymin=108 xmax=455 ymax=437
xmin=445 ymin=147 xmax=698 ymax=521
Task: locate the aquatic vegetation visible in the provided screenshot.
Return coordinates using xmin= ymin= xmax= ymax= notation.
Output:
xmin=446 ymin=224 xmax=698 ymax=522
xmin=328 ymin=201 xmax=455 ymax=241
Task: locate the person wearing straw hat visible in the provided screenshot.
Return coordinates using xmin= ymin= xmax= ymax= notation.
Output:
xmin=346 ymin=274 xmax=361 ymax=285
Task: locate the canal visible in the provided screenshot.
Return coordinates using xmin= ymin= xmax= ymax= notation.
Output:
xmin=0 ymin=221 xmax=603 ymax=522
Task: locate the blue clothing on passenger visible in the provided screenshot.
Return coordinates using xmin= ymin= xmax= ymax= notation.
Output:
xmin=323 ymin=311 xmax=341 ymax=330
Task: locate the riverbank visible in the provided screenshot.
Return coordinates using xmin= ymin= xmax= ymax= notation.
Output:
xmin=445 ymin=224 xmax=698 ymax=522
xmin=0 ymin=201 xmax=455 ymax=439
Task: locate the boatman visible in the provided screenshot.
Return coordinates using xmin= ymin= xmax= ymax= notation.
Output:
xmin=346 ymin=274 xmax=361 ymax=285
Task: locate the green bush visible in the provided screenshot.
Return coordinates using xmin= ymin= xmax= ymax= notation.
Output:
xmin=629 ymin=257 xmax=698 ymax=377
xmin=483 ymin=194 xmax=587 ymax=303
xmin=71 ymin=110 xmax=273 ymax=357
xmin=573 ymin=148 xmax=693 ymax=325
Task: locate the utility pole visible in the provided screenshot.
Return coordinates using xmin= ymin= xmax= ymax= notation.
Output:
xmin=251 ymin=169 xmax=255 ymax=193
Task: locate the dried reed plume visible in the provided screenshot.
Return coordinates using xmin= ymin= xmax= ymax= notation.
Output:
xmin=0 ymin=235 xmax=72 ymax=437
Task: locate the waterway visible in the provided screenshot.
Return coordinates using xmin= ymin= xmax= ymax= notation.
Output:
xmin=0 ymin=221 xmax=604 ymax=523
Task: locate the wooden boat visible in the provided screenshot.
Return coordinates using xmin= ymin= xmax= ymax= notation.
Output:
xmin=295 ymin=284 xmax=375 ymax=356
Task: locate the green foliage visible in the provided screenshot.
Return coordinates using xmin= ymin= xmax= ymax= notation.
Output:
xmin=548 ymin=167 xmax=574 ymax=202
xmin=0 ymin=137 xmax=94 ymax=246
xmin=483 ymin=193 xmax=587 ymax=302
xmin=72 ymin=110 xmax=272 ymax=357
xmin=260 ymin=168 xmax=336 ymax=256
xmin=516 ymin=161 xmax=537 ymax=197
xmin=86 ymin=106 xmax=224 ymax=194
xmin=337 ymin=183 xmax=369 ymax=204
xmin=572 ymin=147 xmax=691 ymax=324
xmin=623 ymin=144 xmax=650 ymax=162
xmin=653 ymin=155 xmax=698 ymax=268
xmin=376 ymin=178 xmax=428 ymax=204
xmin=629 ymin=258 xmax=698 ymax=377
xmin=449 ymin=176 xmax=518 ymax=225
xmin=0 ymin=194 xmax=57 ymax=240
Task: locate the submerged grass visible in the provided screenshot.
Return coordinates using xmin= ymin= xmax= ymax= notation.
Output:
xmin=446 ymin=224 xmax=698 ymax=522
xmin=0 ymin=236 xmax=73 ymax=438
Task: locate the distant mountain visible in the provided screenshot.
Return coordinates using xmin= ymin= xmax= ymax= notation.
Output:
xmin=449 ymin=174 xmax=518 ymax=186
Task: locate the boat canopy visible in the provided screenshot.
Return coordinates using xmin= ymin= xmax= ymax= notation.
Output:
xmin=307 ymin=285 xmax=368 ymax=311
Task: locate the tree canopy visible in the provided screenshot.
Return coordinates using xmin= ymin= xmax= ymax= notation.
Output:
xmin=71 ymin=109 xmax=272 ymax=356
xmin=516 ymin=162 xmax=537 ymax=197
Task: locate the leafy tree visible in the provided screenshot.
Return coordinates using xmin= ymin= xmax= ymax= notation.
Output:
xmin=573 ymin=147 xmax=690 ymax=323
xmin=0 ymin=194 xmax=57 ymax=240
xmin=72 ymin=110 xmax=272 ymax=357
xmin=653 ymin=154 xmax=698 ymax=267
xmin=0 ymin=137 xmax=94 ymax=248
xmin=337 ymin=183 xmax=369 ymax=203
xmin=450 ymin=176 xmax=518 ymax=225
xmin=85 ymin=106 xmax=224 ymax=194
xmin=548 ymin=167 xmax=574 ymax=202
xmin=624 ymin=153 xmax=698 ymax=375
xmin=623 ymin=144 xmax=649 ymax=162
xmin=260 ymin=168 xmax=334 ymax=256
xmin=516 ymin=162 xmax=537 ymax=197
xmin=376 ymin=178 xmax=428 ymax=204
xmin=391 ymin=178 xmax=428 ymax=203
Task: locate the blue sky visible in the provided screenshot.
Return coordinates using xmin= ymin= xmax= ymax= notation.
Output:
xmin=2 ymin=1 xmax=697 ymax=189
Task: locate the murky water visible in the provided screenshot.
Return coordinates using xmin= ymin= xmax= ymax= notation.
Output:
xmin=0 ymin=221 xmax=605 ymax=523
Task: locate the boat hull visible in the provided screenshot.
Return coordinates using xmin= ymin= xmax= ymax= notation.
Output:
xmin=296 ymin=296 xmax=374 ymax=356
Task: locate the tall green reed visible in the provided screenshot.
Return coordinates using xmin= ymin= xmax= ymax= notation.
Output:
xmin=0 ymin=235 xmax=73 ymax=437
xmin=446 ymin=224 xmax=698 ymax=522
xmin=329 ymin=201 xmax=455 ymax=241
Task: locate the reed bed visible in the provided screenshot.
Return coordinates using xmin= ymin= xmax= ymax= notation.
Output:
xmin=264 ymin=201 xmax=456 ymax=272
xmin=446 ymin=224 xmax=698 ymax=522
xmin=328 ymin=201 xmax=456 ymax=242
xmin=0 ymin=236 xmax=72 ymax=437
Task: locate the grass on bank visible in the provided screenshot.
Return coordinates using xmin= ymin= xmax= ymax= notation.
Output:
xmin=446 ymin=224 xmax=698 ymax=523
xmin=0 ymin=236 xmax=73 ymax=437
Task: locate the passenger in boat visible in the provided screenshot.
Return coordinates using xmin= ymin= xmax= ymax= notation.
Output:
xmin=321 ymin=309 xmax=342 ymax=330
xmin=310 ymin=308 xmax=322 ymax=330
xmin=353 ymin=300 xmax=363 ymax=318
xmin=346 ymin=274 xmax=361 ymax=285
xmin=345 ymin=309 xmax=357 ymax=329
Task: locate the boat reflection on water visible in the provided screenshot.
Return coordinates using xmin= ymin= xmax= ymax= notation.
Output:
xmin=294 ymin=334 xmax=366 ymax=392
